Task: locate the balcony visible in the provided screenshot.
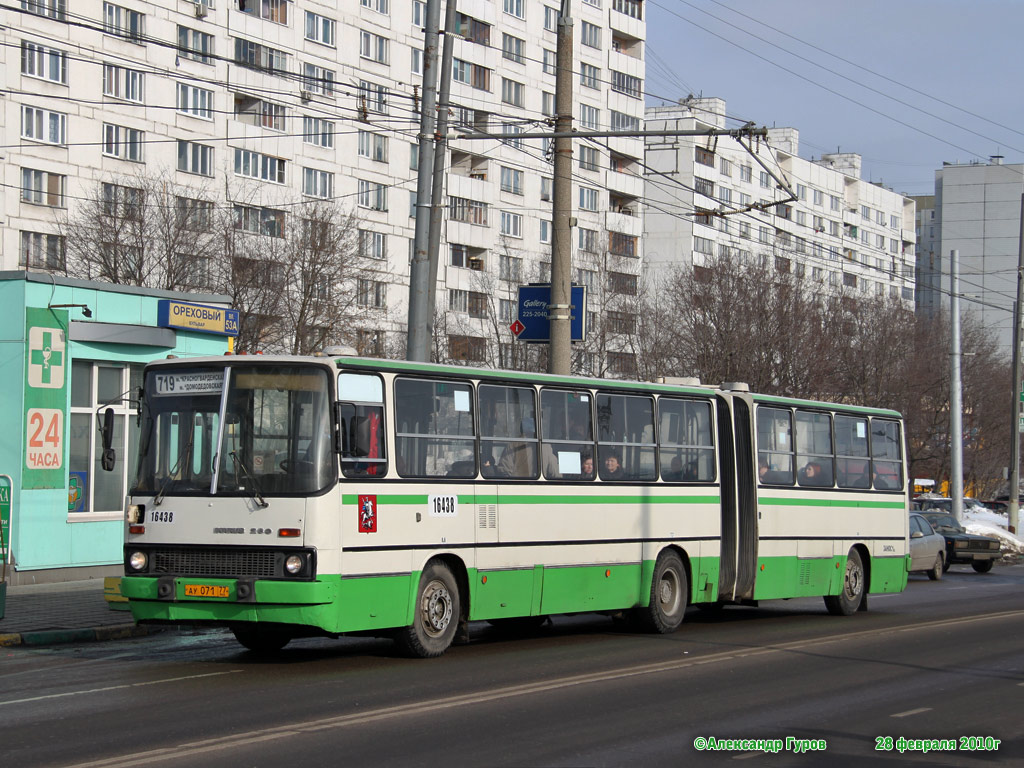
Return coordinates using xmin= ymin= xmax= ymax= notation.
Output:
xmin=606 ymin=168 xmax=643 ymax=199
xmin=606 ymin=210 xmax=643 ymax=237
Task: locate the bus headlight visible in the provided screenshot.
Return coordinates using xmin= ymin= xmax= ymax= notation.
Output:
xmin=284 ymin=555 xmax=304 ymax=574
xmin=128 ymin=551 xmax=148 ymax=571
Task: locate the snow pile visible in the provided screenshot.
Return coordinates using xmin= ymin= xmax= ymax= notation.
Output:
xmin=962 ymin=506 xmax=1024 ymax=557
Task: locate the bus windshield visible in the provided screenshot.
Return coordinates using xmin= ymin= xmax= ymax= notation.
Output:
xmin=133 ymin=364 xmax=335 ymax=498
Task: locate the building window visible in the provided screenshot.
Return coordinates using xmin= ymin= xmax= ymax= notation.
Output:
xmin=358 ymin=130 xmax=388 ymax=161
xmin=500 ymin=166 xmax=524 ymax=195
xmin=543 ymin=49 xmax=557 ymax=75
xmin=358 ymin=279 xmax=387 ymax=308
xmin=20 ymin=231 xmax=65 ymax=269
xmin=356 ymin=329 xmax=385 ymax=357
xmin=448 ymin=335 xmax=486 ymax=362
xmin=580 ymin=103 xmax=599 ymax=130
xmin=177 ymin=26 xmax=214 ymax=64
xmin=455 ymin=12 xmax=491 ymax=45
xmin=22 ymin=0 xmax=66 ymax=20
xmin=499 ymin=254 xmax=521 ymax=281
xmin=579 ymin=186 xmax=599 ymax=211
xmin=608 ymin=352 xmax=637 ymax=375
xmin=101 ymin=64 xmax=144 ymax=103
xmin=103 ymin=3 xmax=144 ymax=43
xmin=21 ymin=41 xmax=67 ymax=84
xmin=177 ymin=140 xmax=214 ymax=176
xmin=540 ymin=220 xmax=552 ymax=244
xmin=234 ymin=37 xmax=288 ymax=73
xmin=543 ymin=5 xmax=558 ymax=31
xmin=101 ymin=183 xmax=143 ymax=219
xmin=358 ymin=180 xmax=388 ymax=211
xmin=611 ymin=70 xmax=642 ymax=99
xmin=360 ymin=31 xmax=389 ymax=64
xmin=303 ymin=116 xmax=335 ymax=148
xmin=501 ymin=77 xmax=524 ymax=107
xmin=580 ymin=20 xmax=601 ymax=48
xmin=102 ymin=123 xmax=144 ymax=162
xmin=302 ymin=168 xmax=334 ymax=198
xmin=176 ymin=196 xmax=214 ymax=231
xmin=607 ymin=310 xmax=636 ymax=334
xmin=502 ymin=33 xmax=524 ymax=63
xmin=412 ymin=0 xmax=426 ymax=26
xmin=304 ymin=11 xmax=336 ymax=46
xmin=234 ymin=148 xmax=286 ymax=183
xmin=21 ymin=105 xmax=66 ymax=145
xmin=500 ymin=211 xmax=523 ymax=237
xmin=360 ymin=230 xmax=387 ymax=260
xmin=452 ymin=59 xmax=491 ymax=90
xmin=449 ymin=196 xmax=488 ymax=225
xmin=579 ymin=146 xmax=600 ymax=172
xmin=578 ymin=228 xmax=598 ymax=253
xmin=358 ymin=80 xmax=388 ymax=113
xmin=304 ymin=63 xmax=337 ymax=95
xmin=609 ymin=232 xmax=637 ymax=258
xmin=361 ymin=0 xmax=389 ymax=13
xmin=612 ymin=0 xmax=642 ymax=20
xmin=503 ymin=0 xmax=524 ymax=19
xmin=237 ymin=0 xmax=288 ymax=24
xmin=739 ymin=165 xmax=752 ymax=183
xmin=234 ymin=205 xmax=285 ymax=237
xmin=176 ymin=83 xmax=213 ymax=119
xmin=610 ymin=110 xmax=639 ymax=132
xmin=579 ymin=62 xmax=600 ymax=90
xmin=21 ymin=169 xmax=65 ymax=207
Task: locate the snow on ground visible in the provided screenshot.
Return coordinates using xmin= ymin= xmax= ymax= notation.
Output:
xmin=962 ymin=507 xmax=1024 ymax=556
xmin=915 ymin=493 xmax=1024 ymax=556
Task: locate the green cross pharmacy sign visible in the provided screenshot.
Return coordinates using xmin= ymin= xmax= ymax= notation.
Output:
xmin=24 ymin=308 xmax=68 ymax=489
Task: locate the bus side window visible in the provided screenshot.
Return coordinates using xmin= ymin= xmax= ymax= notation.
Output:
xmin=338 ymin=372 xmax=387 ymax=479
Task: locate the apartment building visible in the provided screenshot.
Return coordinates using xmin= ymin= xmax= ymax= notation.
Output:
xmin=6 ymin=0 xmax=646 ymax=366
xmin=644 ymin=98 xmax=916 ymax=305
xmin=926 ymin=158 xmax=1023 ymax=351
xmin=912 ymin=194 xmax=940 ymax=318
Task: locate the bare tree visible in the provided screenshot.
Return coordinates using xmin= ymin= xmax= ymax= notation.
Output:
xmin=59 ymin=170 xmax=224 ymax=291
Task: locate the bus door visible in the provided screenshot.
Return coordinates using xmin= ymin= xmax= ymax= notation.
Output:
xmin=715 ymin=394 xmax=758 ymax=601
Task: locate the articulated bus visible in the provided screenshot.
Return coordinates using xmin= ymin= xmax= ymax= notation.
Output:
xmin=118 ymin=355 xmax=909 ymax=656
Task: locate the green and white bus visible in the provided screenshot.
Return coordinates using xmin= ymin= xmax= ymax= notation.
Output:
xmin=119 ymin=355 xmax=909 ymax=656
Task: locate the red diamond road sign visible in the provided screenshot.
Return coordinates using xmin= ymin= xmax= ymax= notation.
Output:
xmin=509 ymin=319 xmax=525 ymax=336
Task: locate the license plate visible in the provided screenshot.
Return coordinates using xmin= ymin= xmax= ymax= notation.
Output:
xmin=184 ymin=584 xmax=229 ymax=598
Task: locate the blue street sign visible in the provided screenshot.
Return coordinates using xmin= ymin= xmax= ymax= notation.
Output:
xmin=516 ymin=284 xmax=587 ymax=343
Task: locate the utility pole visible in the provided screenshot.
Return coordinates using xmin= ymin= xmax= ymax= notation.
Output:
xmin=950 ymin=249 xmax=964 ymax=522
xmin=406 ymin=0 xmax=442 ymax=362
xmin=1007 ymin=194 xmax=1024 ymax=534
xmin=548 ymin=0 xmax=574 ymax=376
xmin=426 ymin=0 xmax=458 ymax=327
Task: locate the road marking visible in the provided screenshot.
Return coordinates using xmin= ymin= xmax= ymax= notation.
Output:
xmin=891 ymin=707 xmax=932 ymax=718
xmin=60 ymin=609 xmax=1024 ymax=768
xmin=0 ymin=671 xmax=243 ymax=707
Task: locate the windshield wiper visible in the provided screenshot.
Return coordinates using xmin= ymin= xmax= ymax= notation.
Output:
xmin=229 ymin=451 xmax=269 ymax=508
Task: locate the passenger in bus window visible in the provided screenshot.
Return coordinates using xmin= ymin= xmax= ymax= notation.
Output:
xmin=798 ymin=461 xmax=831 ymax=487
xmin=758 ymin=458 xmax=769 ymax=482
xmin=580 ymin=453 xmax=594 ymax=478
xmin=873 ymin=467 xmax=897 ymax=490
xmin=601 ymin=450 xmax=625 ymax=480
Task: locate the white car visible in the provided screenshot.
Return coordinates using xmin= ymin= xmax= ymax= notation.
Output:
xmin=909 ymin=513 xmax=945 ymax=580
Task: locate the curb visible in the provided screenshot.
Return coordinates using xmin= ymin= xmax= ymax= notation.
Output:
xmin=0 ymin=623 xmax=159 ymax=647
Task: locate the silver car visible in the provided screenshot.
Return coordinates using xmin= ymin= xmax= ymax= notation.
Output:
xmin=909 ymin=512 xmax=945 ymax=580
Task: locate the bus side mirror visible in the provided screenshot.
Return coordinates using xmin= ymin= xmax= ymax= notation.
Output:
xmin=101 ymin=408 xmax=116 ymax=471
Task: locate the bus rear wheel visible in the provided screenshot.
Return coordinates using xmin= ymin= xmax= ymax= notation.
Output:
xmin=232 ymin=625 xmax=292 ymax=653
xmin=638 ymin=550 xmax=687 ymax=634
xmin=397 ymin=561 xmax=461 ymax=658
xmin=824 ymin=549 xmax=865 ymax=616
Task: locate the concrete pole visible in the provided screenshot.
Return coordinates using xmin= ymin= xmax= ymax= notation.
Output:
xmin=547 ymin=0 xmax=574 ymax=376
xmin=426 ymin=0 xmax=458 ymax=328
xmin=1008 ymin=194 xmax=1024 ymax=534
xmin=950 ymin=249 xmax=964 ymax=522
xmin=406 ymin=0 xmax=443 ymax=362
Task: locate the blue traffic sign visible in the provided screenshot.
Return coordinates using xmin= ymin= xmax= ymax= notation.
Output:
xmin=516 ymin=284 xmax=587 ymax=343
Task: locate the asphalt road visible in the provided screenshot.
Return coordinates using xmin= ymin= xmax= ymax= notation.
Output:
xmin=3 ymin=564 xmax=1023 ymax=768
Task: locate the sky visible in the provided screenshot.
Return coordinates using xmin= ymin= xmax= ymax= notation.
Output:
xmin=643 ymin=0 xmax=1024 ymax=198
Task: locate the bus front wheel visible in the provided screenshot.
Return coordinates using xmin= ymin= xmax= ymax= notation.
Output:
xmin=824 ymin=549 xmax=865 ymax=616
xmin=638 ymin=550 xmax=687 ymax=634
xmin=398 ymin=561 xmax=461 ymax=658
xmin=232 ymin=625 xmax=291 ymax=653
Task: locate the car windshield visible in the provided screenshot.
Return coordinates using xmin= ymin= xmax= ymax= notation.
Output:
xmin=133 ymin=363 xmax=335 ymax=497
xmin=922 ymin=513 xmax=964 ymax=533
